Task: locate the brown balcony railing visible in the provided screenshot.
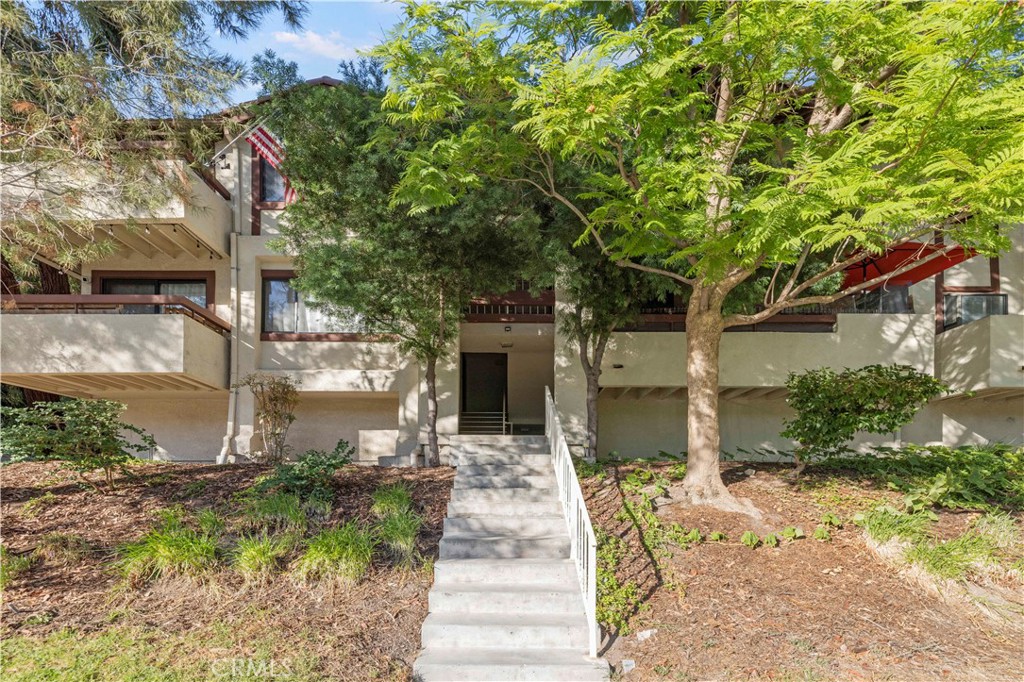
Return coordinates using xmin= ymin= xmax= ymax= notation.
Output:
xmin=1 ymin=295 xmax=231 ymax=336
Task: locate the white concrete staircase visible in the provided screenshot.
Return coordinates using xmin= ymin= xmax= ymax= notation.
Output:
xmin=414 ymin=435 xmax=607 ymax=681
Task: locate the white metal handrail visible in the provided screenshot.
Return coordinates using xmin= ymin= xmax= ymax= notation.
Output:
xmin=544 ymin=386 xmax=599 ymax=658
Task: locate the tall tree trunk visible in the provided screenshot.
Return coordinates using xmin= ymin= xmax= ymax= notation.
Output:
xmin=425 ymin=355 xmax=440 ymax=466
xmin=680 ymin=289 xmax=761 ymax=518
xmin=37 ymin=261 xmax=71 ymax=294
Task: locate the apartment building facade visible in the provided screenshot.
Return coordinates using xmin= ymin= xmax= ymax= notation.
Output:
xmin=2 ymin=131 xmax=1022 ymax=463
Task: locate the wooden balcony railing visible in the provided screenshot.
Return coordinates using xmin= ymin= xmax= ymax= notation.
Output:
xmin=1 ymin=295 xmax=231 ymax=336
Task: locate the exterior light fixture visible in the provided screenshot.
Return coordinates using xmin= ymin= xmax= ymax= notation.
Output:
xmin=612 ymin=363 xmax=624 ymax=369
xmin=504 ymin=326 xmax=512 ymax=332
xmin=500 ymin=342 xmax=513 ymax=349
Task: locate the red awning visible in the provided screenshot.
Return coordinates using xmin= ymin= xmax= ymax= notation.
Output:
xmin=842 ymin=242 xmax=975 ymax=290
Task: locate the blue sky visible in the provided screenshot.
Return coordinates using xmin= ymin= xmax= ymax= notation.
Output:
xmin=211 ymin=1 xmax=405 ymax=104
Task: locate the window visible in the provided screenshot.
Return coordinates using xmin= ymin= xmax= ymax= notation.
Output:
xmin=944 ymin=293 xmax=1008 ymax=330
xmin=259 ymin=158 xmax=286 ymax=203
xmin=261 ymin=277 xmax=362 ymax=334
xmin=102 ymin=279 xmax=207 ymax=313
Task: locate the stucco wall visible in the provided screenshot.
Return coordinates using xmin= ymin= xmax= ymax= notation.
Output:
xmin=287 ymin=393 xmax=400 ymax=464
xmin=122 ymin=395 xmax=229 ymax=461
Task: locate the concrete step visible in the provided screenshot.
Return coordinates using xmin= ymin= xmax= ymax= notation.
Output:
xmin=414 ymin=647 xmax=608 ymax=681
xmin=440 ymin=532 xmax=570 ymax=560
xmin=449 ymin=487 xmax=557 ymax=504
xmin=449 ymin=435 xmax=548 ymax=445
xmin=433 ymin=558 xmax=577 ymax=586
xmin=452 ymin=443 xmax=551 ymax=455
xmin=448 ymin=498 xmax=561 ymax=517
xmin=444 ymin=515 xmax=566 ymax=536
xmin=421 ymin=613 xmax=589 ymax=649
xmin=428 ymin=583 xmax=584 ymax=615
xmin=454 ymin=474 xmax=555 ymax=489
xmin=453 ymin=452 xmax=552 ymax=466
xmin=457 ymin=463 xmax=552 ymax=477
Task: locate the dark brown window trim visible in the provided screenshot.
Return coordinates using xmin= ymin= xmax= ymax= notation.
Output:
xmin=90 ymin=270 xmax=216 ymax=311
xmin=934 ymin=255 xmax=1000 ymax=334
xmin=260 ymin=332 xmax=383 ymax=342
xmin=250 ymin=152 xmax=289 ymax=236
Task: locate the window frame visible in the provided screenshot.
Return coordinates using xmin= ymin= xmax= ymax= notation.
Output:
xmin=91 ymin=270 xmax=216 ymax=311
xmin=259 ymin=271 xmax=369 ymax=342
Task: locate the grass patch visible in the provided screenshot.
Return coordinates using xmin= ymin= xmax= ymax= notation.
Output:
xmin=855 ymin=506 xmax=932 ymax=544
xmin=370 ymin=483 xmax=412 ymax=519
xmin=240 ymin=491 xmax=308 ymax=533
xmin=34 ymin=533 xmax=92 ymax=566
xmin=375 ymin=509 xmax=422 ymax=567
xmin=232 ymin=534 xmax=293 ymax=582
xmin=117 ymin=510 xmax=219 ymax=585
xmin=905 ymin=532 xmax=998 ymax=580
xmin=1 ymin=544 xmax=35 ymax=589
xmin=293 ymin=522 xmax=376 ymax=584
xmin=20 ymin=491 xmax=58 ymax=518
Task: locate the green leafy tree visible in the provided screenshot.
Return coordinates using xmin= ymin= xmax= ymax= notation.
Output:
xmin=375 ymin=1 xmax=1024 ymax=513
xmin=1 ymin=0 xmax=305 ymax=273
xmin=782 ymin=364 xmax=949 ymax=474
xmin=259 ymin=62 xmax=541 ymax=465
xmin=1 ymin=399 xmax=157 ymax=492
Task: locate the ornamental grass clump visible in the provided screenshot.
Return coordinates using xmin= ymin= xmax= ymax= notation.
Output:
xmin=293 ymin=522 xmax=376 ymax=584
xmin=33 ymin=533 xmax=91 ymax=566
xmin=232 ymin=534 xmax=293 ymax=582
xmin=117 ymin=510 xmax=219 ymax=585
xmin=376 ymin=509 xmax=422 ymax=568
xmin=240 ymin=491 xmax=308 ymax=533
xmin=370 ymin=483 xmax=413 ymax=519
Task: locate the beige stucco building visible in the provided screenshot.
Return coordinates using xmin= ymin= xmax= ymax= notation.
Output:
xmin=2 ymin=132 xmax=1022 ymax=463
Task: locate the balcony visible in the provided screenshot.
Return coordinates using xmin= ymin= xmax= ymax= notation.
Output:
xmin=937 ymin=315 xmax=1024 ymax=398
xmin=7 ymin=160 xmax=231 ymax=259
xmin=465 ymin=283 xmax=555 ymax=323
xmin=0 ymin=295 xmax=230 ymax=396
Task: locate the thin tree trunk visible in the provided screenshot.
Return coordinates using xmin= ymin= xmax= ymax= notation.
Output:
xmin=584 ymin=368 xmax=600 ymax=461
xmin=425 ymin=355 xmax=440 ymax=466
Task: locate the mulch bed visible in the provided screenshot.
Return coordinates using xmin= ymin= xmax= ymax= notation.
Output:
xmin=583 ymin=462 xmax=1024 ymax=682
xmin=1 ymin=461 xmax=454 ymax=680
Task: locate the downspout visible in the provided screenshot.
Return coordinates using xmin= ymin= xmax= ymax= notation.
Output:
xmin=218 ymin=143 xmax=244 ymax=464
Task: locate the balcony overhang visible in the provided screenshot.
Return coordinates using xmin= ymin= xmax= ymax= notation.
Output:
xmin=0 ymin=296 xmax=229 ymax=397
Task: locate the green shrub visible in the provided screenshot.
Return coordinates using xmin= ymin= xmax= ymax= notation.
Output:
xmin=253 ymin=441 xmax=354 ymax=502
xmin=117 ymin=512 xmax=219 ymax=584
xmin=376 ymin=509 xmax=422 ymax=567
xmin=240 ymin=491 xmax=308 ymax=532
xmin=370 ymin=483 xmax=413 ymax=519
xmin=820 ymin=443 xmax=1024 ymax=512
xmin=0 ymin=399 xmax=156 ymax=492
xmin=781 ymin=365 xmax=948 ymax=472
xmin=232 ymin=534 xmax=292 ymax=581
xmin=293 ymin=522 xmax=376 ymax=583
xmin=0 ymin=545 xmax=34 ymax=589
xmin=34 ymin=533 xmax=91 ymax=565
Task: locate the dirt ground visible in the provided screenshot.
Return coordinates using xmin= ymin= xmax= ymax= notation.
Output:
xmin=584 ymin=462 xmax=1024 ymax=682
xmin=1 ymin=461 xmax=454 ymax=680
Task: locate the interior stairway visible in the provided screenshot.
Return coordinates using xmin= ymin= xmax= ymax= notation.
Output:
xmin=414 ymin=435 xmax=608 ymax=681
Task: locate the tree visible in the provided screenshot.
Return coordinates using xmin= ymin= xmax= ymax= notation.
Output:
xmin=1 ymin=0 xmax=305 ymax=273
xmin=258 ymin=62 xmax=541 ymax=465
xmin=375 ymin=1 xmax=1024 ymax=513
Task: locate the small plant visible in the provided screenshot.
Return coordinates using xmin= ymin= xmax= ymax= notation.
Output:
xmin=240 ymin=491 xmax=307 ymax=533
xmin=854 ymin=505 xmax=932 ymax=544
xmin=0 ymin=399 xmax=156 ymax=492
xmin=708 ymin=531 xmax=727 ymax=542
xmin=682 ymin=527 xmax=703 ymax=545
xmin=196 ymin=509 xmax=225 ymax=537
xmin=781 ymin=364 xmax=948 ymax=474
xmin=20 ymin=492 xmax=58 ymax=518
xmin=666 ymin=462 xmax=687 ymax=481
xmin=595 ymin=529 xmax=644 ymax=633
xmin=232 ymin=534 xmax=292 ymax=582
xmin=820 ymin=512 xmax=843 ymax=528
xmin=762 ymin=533 xmax=780 ymax=548
xmin=376 ymin=509 xmax=422 ymax=567
xmin=0 ymin=545 xmax=34 ymax=589
xmin=234 ymin=373 xmax=300 ymax=464
xmin=179 ymin=480 xmax=209 ymax=498
xmin=254 ymin=441 xmax=354 ymax=502
xmin=813 ymin=526 xmax=832 ymax=542
xmin=117 ymin=511 xmax=219 ymax=585
xmin=370 ymin=483 xmax=413 ymax=519
xmin=780 ymin=526 xmax=805 ymax=541
xmin=34 ymin=533 xmax=91 ymax=565
xmin=293 ymin=522 xmax=376 ymax=584
xmin=740 ymin=531 xmax=760 ymax=549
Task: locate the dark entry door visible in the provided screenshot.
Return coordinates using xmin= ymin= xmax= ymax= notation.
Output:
xmin=461 ymin=353 xmax=507 ymax=413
